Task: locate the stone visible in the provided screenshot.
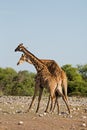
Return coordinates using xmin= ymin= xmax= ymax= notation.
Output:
xmin=82 ymin=123 xmax=86 ymax=127
xmin=18 ymin=121 xmax=23 ymax=125
xmin=39 ymin=114 xmax=43 ymax=117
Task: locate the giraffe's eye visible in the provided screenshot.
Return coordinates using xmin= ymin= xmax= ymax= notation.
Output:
xmin=18 ymin=47 xmax=22 ymax=51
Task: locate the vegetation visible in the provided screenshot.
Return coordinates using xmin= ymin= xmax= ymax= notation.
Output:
xmin=62 ymin=64 xmax=87 ymax=96
xmin=0 ymin=64 xmax=87 ymax=96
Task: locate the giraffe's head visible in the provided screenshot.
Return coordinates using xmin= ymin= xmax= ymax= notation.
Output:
xmin=17 ymin=54 xmax=32 ymax=65
xmin=15 ymin=43 xmax=24 ymax=52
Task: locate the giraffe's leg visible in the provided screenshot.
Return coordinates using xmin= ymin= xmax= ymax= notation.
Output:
xmin=52 ymin=93 xmax=59 ymax=114
xmin=36 ymin=87 xmax=43 ymax=113
xmin=62 ymin=95 xmax=70 ymax=114
xmin=52 ymin=97 xmax=57 ymax=112
xmin=56 ymin=97 xmax=59 ymax=114
xmin=50 ymin=96 xmax=56 ymax=113
xmin=47 ymin=94 xmax=59 ymax=114
xmin=44 ymin=87 xmax=59 ymax=114
xmin=63 ymin=78 xmax=68 ymax=101
xmin=50 ymin=93 xmax=56 ymax=113
xmin=50 ymin=97 xmax=53 ymax=112
xmin=57 ymin=87 xmax=70 ymax=114
xmin=44 ymin=95 xmax=50 ymax=113
xmin=49 ymin=83 xmax=58 ymax=113
xmin=27 ymin=84 xmax=39 ymax=112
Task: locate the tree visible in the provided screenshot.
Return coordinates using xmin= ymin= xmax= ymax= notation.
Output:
xmin=77 ymin=64 xmax=87 ymax=81
xmin=0 ymin=67 xmax=17 ymax=95
xmin=12 ymin=70 xmax=35 ymax=96
xmin=62 ymin=64 xmax=87 ymax=96
xmin=62 ymin=64 xmax=82 ymax=81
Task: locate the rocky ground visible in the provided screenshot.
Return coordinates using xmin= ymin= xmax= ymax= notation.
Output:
xmin=0 ymin=96 xmax=87 ymax=130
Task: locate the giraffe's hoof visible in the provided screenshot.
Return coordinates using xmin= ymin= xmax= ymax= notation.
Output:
xmin=44 ymin=110 xmax=49 ymax=113
xmin=35 ymin=110 xmax=38 ymax=113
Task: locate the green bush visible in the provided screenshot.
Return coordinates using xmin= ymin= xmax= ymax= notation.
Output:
xmin=68 ymin=81 xmax=87 ymax=96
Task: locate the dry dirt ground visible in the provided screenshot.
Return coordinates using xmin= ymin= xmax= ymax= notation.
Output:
xmin=0 ymin=96 xmax=87 ymax=130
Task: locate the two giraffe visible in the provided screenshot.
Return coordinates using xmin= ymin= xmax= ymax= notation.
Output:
xmin=17 ymin=53 xmax=68 ymax=113
xmin=15 ymin=43 xmax=70 ymax=114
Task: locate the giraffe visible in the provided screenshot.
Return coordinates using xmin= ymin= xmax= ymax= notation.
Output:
xmin=17 ymin=53 xmax=68 ymax=113
xmin=15 ymin=43 xmax=70 ymax=114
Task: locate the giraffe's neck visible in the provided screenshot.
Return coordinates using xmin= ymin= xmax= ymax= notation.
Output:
xmin=21 ymin=47 xmax=48 ymax=73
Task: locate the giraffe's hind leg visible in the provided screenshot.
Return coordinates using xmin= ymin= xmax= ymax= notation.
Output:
xmin=57 ymin=87 xmax=70 ymax=114
xmin=52 ymin=92 xmax=59 ymax=114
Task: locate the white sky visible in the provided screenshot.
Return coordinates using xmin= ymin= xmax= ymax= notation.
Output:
xmin=0 ymin=0 xmax=87 ymax=72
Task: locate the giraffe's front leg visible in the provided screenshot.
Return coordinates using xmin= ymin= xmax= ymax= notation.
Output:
xmin=26 ymin=84 xmax=39 ymax=112
xmin=36 ymin=87 xmax=43 ymax=113
xmin=44 ymin=95 xmax=50 ymax=113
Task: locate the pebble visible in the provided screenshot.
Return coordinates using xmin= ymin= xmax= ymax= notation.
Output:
xmin=72 ymin=108 xmax=76 ymax=111
xmin=82 ymin=116 xmax=87 ymax=119
xmin=82 ymin=123 xmax=86 ymax=127
xmin=77 ymin=107 xmax=80 ymax=110
xmin=39 ymin=114 xmax=43 ymax=117
xmin=59 ymin=113 xmax=62 ymax=116
xmin=18 ymin=121 xmax=24 ymax=125
xmin=69 ymin=115 xmax=73 ymax=118
xmin=43 ymin=112 xmax=47 ymax=115
xmin=16 ymin=110 xmax=22 ymax=113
